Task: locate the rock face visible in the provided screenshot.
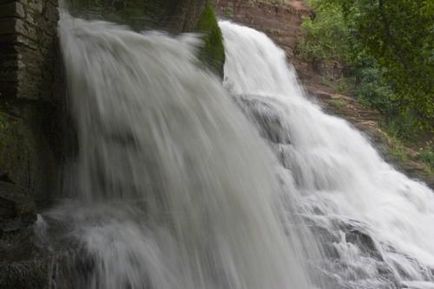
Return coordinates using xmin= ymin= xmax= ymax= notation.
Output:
xmin=0 ymin=181 xmax=36 ymax=231
xmin=235 ymin=95 xmax=291 ymax=145
xmin=0 ymin=180 xmax=47 ymax=289
xmin=67 ymin=0 xmax=225 ymax=74
xmin=0 ymin=105 xmax=61 ymax=208
xmin=68 ymin=0 xmax=207 ymax=32
xmin=216 ymin=0 xmax=309 ymax=61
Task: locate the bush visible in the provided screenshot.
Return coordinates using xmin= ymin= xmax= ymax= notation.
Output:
xmin=299 ymin=0 xmax=434 ymax=138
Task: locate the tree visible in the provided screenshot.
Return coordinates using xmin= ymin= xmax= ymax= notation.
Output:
xmin=327 ymin=0 xmax=434 ymax=132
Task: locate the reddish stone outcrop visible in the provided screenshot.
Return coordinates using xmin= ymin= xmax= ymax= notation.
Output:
xmin=215 ymin=0 xmax=310 ymax=62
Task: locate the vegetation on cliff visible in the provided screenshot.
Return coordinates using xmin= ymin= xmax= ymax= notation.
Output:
xmin=299 ymin=0 xmax=433 ymax=139
xmin=195 ymin=2 xmax=225 ymax=75
xmin=68 ymin=0 xmax=225 ymax=75
xmin=299 ymin=0 xmax=434 ymax=171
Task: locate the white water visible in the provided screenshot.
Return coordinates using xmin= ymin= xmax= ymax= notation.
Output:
xmin=42 ymin=10 xmax=434 ymax=289
xmin=50 ymin=15 xmax=322 ymax=289
xmin=220 ymin=21 xmax=434 ymax=289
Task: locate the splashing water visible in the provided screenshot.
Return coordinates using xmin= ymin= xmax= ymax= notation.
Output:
xmin=48 ymin=14 xmax=322 ymax=289
xmin=220 ymin=21 xmax=434 ymax=289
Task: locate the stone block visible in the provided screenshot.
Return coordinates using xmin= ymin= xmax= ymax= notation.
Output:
xmin=0 ymin=0 xmax=58 ymax=100
xmin=0 ymin=1 xmax=25 ymax=18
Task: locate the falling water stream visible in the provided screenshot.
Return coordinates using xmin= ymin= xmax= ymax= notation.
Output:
xmin=220 ymin=21 xmax=434 ymax=289
xmin=43 ymin=11 xmax=434 ymax=289
xmin=47 ymin=14 xmax=320 ymax=289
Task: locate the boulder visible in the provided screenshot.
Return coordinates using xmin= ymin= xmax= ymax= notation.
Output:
xmin=234 ymin=94 xmax=292 ymax=145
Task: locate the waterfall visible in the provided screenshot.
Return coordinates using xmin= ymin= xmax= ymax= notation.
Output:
xmin=44 ymin=9 xmax=434 ymax=289
xmin=220 ymin=21 xmax=434 ymax=289
xmin=49 ymin=14 xmax=321 ymax=289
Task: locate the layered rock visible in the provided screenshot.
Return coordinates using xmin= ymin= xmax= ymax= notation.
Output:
xmin=216 ymin=0 xmax=309 ymax=61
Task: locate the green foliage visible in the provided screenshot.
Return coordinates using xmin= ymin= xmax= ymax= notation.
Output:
xmin=195 ymin=3 xmax=225 ymax=76
xmin=336 ymin=0 xmax=434 ymax=133
xmin=329 ymin=98 xmax=347 ymax=109
xmin=420 ymin=148 xmax=434 ymax=170
xmin=298 ymin=1 xmax=351 ymax=62
xmin=67 ymin=0 xmax=225 ymax=75
xmin=300 ymin=0 xmax=434 ymax=136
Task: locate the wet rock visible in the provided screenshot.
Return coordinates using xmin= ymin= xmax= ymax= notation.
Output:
xmin=0 ymin=103 xmax=63 ymax=209
xmin=67 ymin=0 xmax=207 ymax=33
xmin=346 ymin=228 xmax=382 ymax=260
xmin=0 ymin=258 xmax=51 ymax=289
xmin=335 ymin=220 xmax=383 ymax=261
xmin=0 ymin=171 xmax=13 ymax=184
xmin=0 ymin=181 xmax=36 ymax=233
xmin=234 ymin=94 xmax=291 ymax=144
xmin=0 ymin=181 xmax=51 ymax=289
xmin=309 ymin=223 xmax=340 ymax=259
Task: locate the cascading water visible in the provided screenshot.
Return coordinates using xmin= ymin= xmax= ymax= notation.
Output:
xmin=219 ymin=21 xmax=434 ymax=289
xmin=47 ymin=14 xmax=322 ymax=289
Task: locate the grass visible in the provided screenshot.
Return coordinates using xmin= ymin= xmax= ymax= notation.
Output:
xmin=328 ymin=98 xmax=346 ymax=110
xmin=386 ymin=134 xmax=410 ymax=163
xmin=419 ymin=147 xmax=434 ymax=171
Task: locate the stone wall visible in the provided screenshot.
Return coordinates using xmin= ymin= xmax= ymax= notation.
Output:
xmin=0 ymin=2 xmax=62 ymax=287
xmin=0 ymin=0 xmax=58 ymax=100
xmin=0 ymin=0 xmax=61 ymax=207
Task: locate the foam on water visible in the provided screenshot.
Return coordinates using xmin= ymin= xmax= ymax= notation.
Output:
xmin=220 ymin=20 xmax=434 ymax=289
xmin=49 ymin=14 xmax=320 ymax=289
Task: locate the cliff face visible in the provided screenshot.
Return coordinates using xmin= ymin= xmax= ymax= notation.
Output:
xmin=215 ymin=0 xmax=434 ymax=188
xmin=216 ymin=0 xmax=309 ymax=65
xmin=67 ymin=0 xmax=206 ymax=32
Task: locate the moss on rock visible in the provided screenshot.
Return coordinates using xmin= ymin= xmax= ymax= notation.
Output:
xmin=195 ymin=3 xmax=225 ymax=76
xmin=67 ymin=0 xmax=225 ymax=76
